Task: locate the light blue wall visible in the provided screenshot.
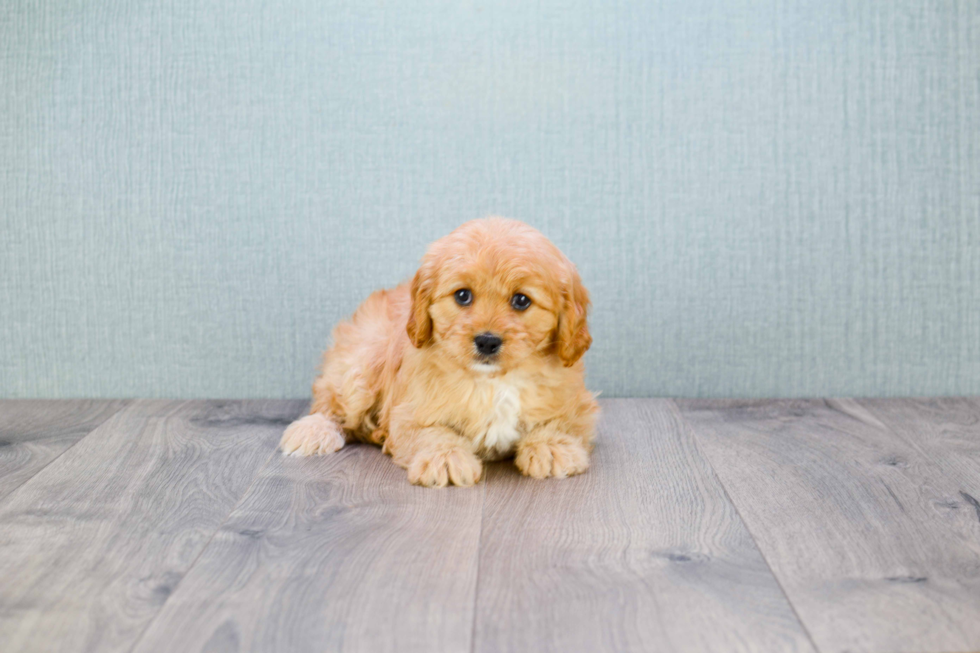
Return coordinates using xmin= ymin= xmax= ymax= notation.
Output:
xmin=2 ymin=0 xmax=978 ymax=399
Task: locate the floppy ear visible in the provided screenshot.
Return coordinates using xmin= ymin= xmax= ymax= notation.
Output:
xmin=406 ymin=262 xmax=436 ymax=348
xmin=556 ymin=266 xmax=592 ymax=366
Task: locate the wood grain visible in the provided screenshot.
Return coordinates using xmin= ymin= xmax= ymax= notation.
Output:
xmin=0 ymin=399 xmax=306 ymax=653
xmin=473 ymin=399 xmax=815 ymax=653
xmin=677 ymin=398 xmax=980 ymax=653
xmin=131 ymin=440 xmax=485 ymax=653
xmin=0 ymin=400 xmax=130 ymax=500
xmin=4 ymin=398 xmax=978 ymax=653
xmin=858 ymin=397 xmax=980 ymax=496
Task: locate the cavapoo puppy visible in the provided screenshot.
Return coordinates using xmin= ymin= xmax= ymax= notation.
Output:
xmin=280 ymin=217 xmax=598 ymax=487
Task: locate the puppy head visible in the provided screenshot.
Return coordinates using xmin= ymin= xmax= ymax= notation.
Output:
xmin=406 ymin=217 xmax=591 ymax=373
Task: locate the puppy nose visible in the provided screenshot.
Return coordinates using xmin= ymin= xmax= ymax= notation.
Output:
xmin=474 ymin=333 xmax=503 ymax=356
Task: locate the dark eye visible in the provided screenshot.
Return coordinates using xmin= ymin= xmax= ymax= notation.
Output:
xmin=511 ymin=293 xmax=531 ymax=311
xmin=454 ymin=289 xmax=473 ymax=306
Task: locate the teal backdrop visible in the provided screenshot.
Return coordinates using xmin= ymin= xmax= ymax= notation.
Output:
xmin=2 ymin=1 xmax=978 ymax=399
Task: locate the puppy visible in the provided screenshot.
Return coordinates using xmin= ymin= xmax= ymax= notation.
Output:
xmin=280 ymin=217 xmax=598 ymax=487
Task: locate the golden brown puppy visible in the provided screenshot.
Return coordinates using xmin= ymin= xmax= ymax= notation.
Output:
xmin=280 ymin=217 xmax=598 ymax=487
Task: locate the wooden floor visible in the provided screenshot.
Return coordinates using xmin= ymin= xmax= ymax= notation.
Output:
xmin=1 ymin=399 xmax=978 ymax=653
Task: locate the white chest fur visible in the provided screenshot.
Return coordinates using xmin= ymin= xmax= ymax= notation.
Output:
xmin=473 ymin=377 xmax=522 ymax=457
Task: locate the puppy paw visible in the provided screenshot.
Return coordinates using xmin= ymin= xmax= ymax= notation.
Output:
xmin=516 ymin=435 xmax=590 ymax=479
xmin=407 ymin=448 xmax=482 ymax=488
xmin=280 ymin=414 xmax=345 ymax=456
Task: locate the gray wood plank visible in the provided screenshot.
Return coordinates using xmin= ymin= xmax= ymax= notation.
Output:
xmin=677 ymin=398 xmax=980 ymax=653
xmin=0 ymin=399 xmax=305 ymax=653
xmin=131 ymin=440 xmax=485 ymax=653
xmin=0 ymin=400 xmax=130 ymax=500
xmin=473 ymin=399 xmax=816 ymax=653
xmin=858 ymin=397 xmax=980 ymax=496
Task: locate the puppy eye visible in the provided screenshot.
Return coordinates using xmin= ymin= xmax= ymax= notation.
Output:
xmin=510 ymin=293 xmax=531 ymax=311
xmin=454 ymin=289 xmax=473 ymax=306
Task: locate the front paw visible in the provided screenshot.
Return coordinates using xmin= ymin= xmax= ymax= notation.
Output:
xmin=408 ymin=448 xmax=483 ymax=488
xmin=280 ymin=414 xmax=345 ymax=456
xmin=516 ymin=435 xmax=590 ymax=479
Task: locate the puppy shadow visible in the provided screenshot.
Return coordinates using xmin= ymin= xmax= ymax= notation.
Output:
xmin=483 ymin=458 xmax=524 ymax=482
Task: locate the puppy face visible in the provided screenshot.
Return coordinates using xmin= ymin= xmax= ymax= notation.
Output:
xmin=406 ymin=218 xmax=591 ymax=373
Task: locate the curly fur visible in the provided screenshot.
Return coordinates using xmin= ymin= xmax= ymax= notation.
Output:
xmin=281 ymin=217 xmax=599 ymax=487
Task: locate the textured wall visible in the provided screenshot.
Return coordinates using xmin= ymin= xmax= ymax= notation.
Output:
xmin=2 ymin=0 xmax=978 ymax=399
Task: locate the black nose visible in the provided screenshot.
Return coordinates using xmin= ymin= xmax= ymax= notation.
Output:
xmin=474 ymin=333 xmax=503 ymax=356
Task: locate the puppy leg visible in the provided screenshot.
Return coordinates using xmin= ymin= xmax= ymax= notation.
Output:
xmin=280 ymin=413 xmax=346 ymax=456
xmin=386 ymin=425 xmax=482 ymax=488
xmin=515 ymin=425 xmax=590 ymax=479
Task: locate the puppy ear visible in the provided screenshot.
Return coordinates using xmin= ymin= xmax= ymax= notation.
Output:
xmin=557 ymin=266 xmax=592 ymax=366
xmin=406 ymin=262 xmax=435 ymax=348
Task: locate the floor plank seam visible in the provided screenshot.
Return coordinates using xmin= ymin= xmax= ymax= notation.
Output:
xmin=668 ymin=399 xmax=824 ymax=653
xmin=468 ymin=474 xmax=489 ymax=653
xmin=0 ymin=400 xmax=131 ymax=505
xmin=124 ymin=445 xmax=283 ymax=653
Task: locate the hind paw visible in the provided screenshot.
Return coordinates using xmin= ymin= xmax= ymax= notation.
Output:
xmin=280 ymin=414 xmax=346 ymax=456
